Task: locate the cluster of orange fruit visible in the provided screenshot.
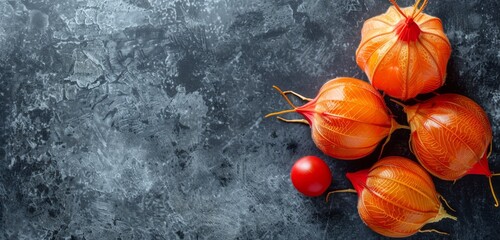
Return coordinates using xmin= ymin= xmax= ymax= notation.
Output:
xmin=266 ymin=0 xmax=498 ymax=237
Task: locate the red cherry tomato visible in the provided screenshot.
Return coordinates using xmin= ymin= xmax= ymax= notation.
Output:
xmin=290 ymin=156 xmax=332 ymax=197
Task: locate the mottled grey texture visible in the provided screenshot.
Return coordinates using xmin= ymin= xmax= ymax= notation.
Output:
xmin=0 ymin=0 xmax=499 ymax=239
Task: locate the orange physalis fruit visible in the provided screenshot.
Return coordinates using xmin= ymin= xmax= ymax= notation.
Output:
xmin=356 ymin=0 xmax=451 ymax=100
xmin=330 ymin=156 xmax=456 ymax=237
xmin=400 ymin=94 xmax=500 ymax=207
xmin=265 ymin=77 xmax=407 ymax=160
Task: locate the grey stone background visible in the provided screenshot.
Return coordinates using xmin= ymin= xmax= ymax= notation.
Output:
xmin=0 ymin=0 xmax=499 ymax=239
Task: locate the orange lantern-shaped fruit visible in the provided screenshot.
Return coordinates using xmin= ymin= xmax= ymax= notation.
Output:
xmin=356 ymin=0 xmax=451 ymax=100
xmin=265 ymin=77 xmax=406 ymax=160
xmin=330 ymin=156 xmax=456 ymax=237
xmin=401 ymin=94 xmax=500 ymax=207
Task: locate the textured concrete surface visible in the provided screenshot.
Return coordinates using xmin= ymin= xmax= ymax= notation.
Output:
xmin=0 ymin=0 xmax=499 ymax=239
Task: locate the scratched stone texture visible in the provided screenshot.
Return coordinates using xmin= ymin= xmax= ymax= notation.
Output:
xmin=0 ymin=0 xmax=499 ymax=239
